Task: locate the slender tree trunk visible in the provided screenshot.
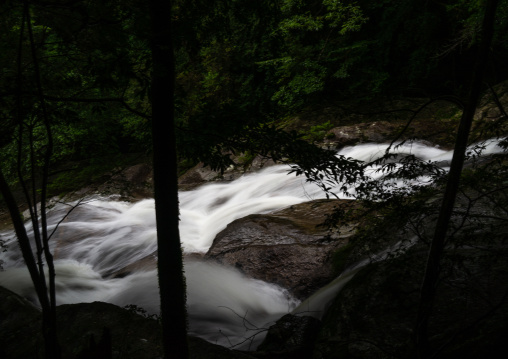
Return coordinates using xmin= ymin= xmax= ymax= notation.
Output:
xmin=0 ymin=171 xmax=46 ymax=303
xmin=149 ymin=1 xmax=189 ymax=358
xmin=3 ymin=3 xmax=62 ymax=357
xmin=24 ymin=4 xmax=60 ymax=357
xmin=414 ymin=1 xmax=499 ymax=357
xmin=0 ymin=168 xmax=62 ymax=359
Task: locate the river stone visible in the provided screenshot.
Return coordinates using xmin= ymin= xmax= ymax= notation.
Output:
xmin=0 ymin=286 xmax=42 ymax=359
xmin=313 ymin=243 xmax=508 ymax=359
xmin=179 ymin=155 xmax=276 ymax=190
xmin=257 ymin=314 xmax=321 ymax=358
xmin=206 ymin=199 xmax=355 ymax=299
xmin=0 ymin=286 xmax=256 ymax=359
xmin=322 ymin=121 xmax=398 ymax=149
xmin=99 ymin=163 xmax=153 ymax=199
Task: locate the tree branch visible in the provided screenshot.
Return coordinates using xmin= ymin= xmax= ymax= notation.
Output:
xmin=43 ymin=95 xmax=151 ymax=119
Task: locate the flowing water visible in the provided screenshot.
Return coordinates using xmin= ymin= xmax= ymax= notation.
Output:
xmin=0 ymin=139 xmax=504 ymax=348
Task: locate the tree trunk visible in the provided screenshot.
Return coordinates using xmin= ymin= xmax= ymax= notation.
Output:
xmin=24 ymin=4 xmax=61 ymax=357
xmin=414 ymin=1 xmax=499 ymax=357
xmin=1 ymin=3 xmax=62 ymax=357
xmin=149 ymin=1 xmax=189 ymax=358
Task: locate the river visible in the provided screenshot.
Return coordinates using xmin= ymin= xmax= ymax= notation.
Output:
xmin=0 ymin=139 xmax=503 ymax=348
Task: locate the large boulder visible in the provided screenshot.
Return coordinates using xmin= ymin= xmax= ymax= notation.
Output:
xmin=206 ymin=199 xmax=355 ymax=299
xmin=323 ymin=121 xmax=399 ymax=149
xmin=256 ymin=314 xmax=322 ymax=359
xmin=0 ymin=286 xmax=255 ymax=359
xmin=0 ymin=286 xmax=42 ymax=359
xmin=312 ymin=245 xmax=508 ymax=359
xmin=63 ymin=162 xmax=154 ymax=202
xmin=179 ymin=155 xmax=276 ymax=190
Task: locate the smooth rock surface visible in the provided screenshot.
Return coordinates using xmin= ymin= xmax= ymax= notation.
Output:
xmin=323 ymin=121 xmax=398 ymax=149
xmin=206 ymin=199 xmax=355 ymax=299
xmin=179 ymin=155 xmax=276 ymax=190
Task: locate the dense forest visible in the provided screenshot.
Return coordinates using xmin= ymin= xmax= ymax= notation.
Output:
xmin=0 ymin=0 xmax=508 ymax=358
xmin=2 ymin=0 xmax=507 ymax=173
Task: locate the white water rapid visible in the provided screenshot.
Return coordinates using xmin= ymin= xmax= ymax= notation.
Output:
xmin=0 ymin=138 xmax=504 ymax=348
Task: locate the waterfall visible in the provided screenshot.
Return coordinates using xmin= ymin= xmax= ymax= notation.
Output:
xmin=292 ymin=237 xmax=418 ymax=320
xmin=0 ymin=138 xmax=504 ymax=348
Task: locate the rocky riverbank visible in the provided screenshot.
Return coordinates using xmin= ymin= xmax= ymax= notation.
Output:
xmin=1 ymin=83 xmax=508 ymax=358
xmin=0 ymin=286 xmax=256 ymax=359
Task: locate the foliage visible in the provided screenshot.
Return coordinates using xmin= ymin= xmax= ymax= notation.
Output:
xmin=261 ymin=0 xmax=368 ymax=109
xmin=301 ymin=120 xmax=335 ymax=142
xmin=0 ymin=1 xmax=152 ymax=189
xmin=1 ymin=0 xmax=508 ymax=184
xmin=302 ymin=111 xmax=508 ymax=357
xmin=123 ymin=304 xmax=161 ymax=322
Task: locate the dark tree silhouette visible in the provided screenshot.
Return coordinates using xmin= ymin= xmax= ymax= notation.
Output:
xmin=0 ymin=2 xmax=61 ymax=357
xmin=414 ymin=1 xmax=500 ymax=357
xmin=149 ymin=1 xmax=189 ymax=358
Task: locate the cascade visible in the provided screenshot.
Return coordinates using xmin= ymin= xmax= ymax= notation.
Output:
xmin=292 ymin=237 xmax=418 ymax=320
xmin=0 ymin=138 xmax=504 ymax=348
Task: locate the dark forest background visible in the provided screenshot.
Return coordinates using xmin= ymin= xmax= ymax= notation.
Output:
xmin=2 ymin=0 xmax=507 ymax=184
xmin=1 ymin=1 xmax=507 ymax=359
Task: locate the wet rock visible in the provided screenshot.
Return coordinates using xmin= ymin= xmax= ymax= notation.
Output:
xmin=0 ymin=286 xmax=255 ymax=359
xmin=257 ymin=314 xmax=321 ymax=358
xmin=62 ymin=162 xmax=154 ymax=202
xmin=206 ymin=199 xmax=355 ymax=299
xmin=56 ymin=302 xmax=159 ymax=359
xmin=323 ymin=121 xmax=398 ymax=149
xmin=472 ymin=80 xmax=508 ymax=136
xmin=312 ymin=243 xmax=508 ymax=359
xmin=98 ymin=163 xmax=153 ymax=199
xmin=178 ymin=155 xmax=276 ymax=190
xmin=0 ymin=286 xmax=41 ymax=359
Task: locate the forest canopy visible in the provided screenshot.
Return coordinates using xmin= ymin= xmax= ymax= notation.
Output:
xmin=1 ymin=0 xmax=507 ymax=182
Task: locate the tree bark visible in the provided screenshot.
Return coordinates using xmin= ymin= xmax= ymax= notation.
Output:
xmin=149 ymin=1 xmax=189 ymax=358
xmin=414 ymin=1 xmax=499 ymax=357
xmin=2 ymin=3 xmax=62 ymax=357
xmin=24 ymin=4 xmax=61 ymax=357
